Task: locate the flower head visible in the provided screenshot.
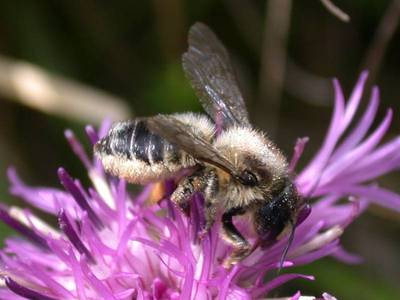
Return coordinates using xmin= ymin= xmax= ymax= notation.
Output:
xmin=0 ymin=72 xmax=399 ymax=299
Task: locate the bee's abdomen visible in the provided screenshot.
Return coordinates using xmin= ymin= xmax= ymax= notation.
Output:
xmin=96 ymin=119 xmax=186 ymax=164
xmin=94 ymin=120 xmax=190 ymax=183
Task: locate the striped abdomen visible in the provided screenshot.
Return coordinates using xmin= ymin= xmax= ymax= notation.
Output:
xmin=94 ymin=113 xmax=214 ymax=184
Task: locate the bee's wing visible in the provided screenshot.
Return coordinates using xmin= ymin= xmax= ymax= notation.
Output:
xmin=147 ymin=114 xmax=241 ymax=178
xmin=182 ymin=22 xmax=250 ymax=129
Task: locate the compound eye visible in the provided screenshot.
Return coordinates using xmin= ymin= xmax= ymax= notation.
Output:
xmin=240 ymin=170 xmax=258 ymax=186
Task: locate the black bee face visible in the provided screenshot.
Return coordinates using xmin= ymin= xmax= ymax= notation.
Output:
xmin=254 ymin=180 xmax=299 ymax=246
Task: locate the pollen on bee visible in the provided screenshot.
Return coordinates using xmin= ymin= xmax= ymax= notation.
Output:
xmin=216 ymin=168 xmax=231 ymax=185
xmin=147 ymin=181 xmax=167 ymax=204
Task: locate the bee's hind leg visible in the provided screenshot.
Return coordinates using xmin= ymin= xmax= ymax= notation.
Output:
xmin=221 ymin=207 xmax=251 ymax=268
xmin=171 ymin=168 xmax=206 ymax=215
xmin=199 ymin=170 xmax=219 ymax=238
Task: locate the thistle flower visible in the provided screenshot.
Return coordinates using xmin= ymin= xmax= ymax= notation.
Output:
xmin=0 ymin=72 xmax=399 ymax=299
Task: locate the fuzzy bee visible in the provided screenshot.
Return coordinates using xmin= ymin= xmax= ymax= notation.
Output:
xmin=94 ymin=23 xmax=303 ymax=267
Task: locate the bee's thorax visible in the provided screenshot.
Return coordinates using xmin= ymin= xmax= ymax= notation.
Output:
xmin=213 ymin=126 xmax=288 ymax=178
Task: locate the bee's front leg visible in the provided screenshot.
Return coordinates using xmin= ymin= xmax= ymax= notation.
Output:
xmin=221 ymin=207 xmax=250 ymax=268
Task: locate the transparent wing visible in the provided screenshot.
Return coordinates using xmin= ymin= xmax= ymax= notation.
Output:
xmin=146 ymin=115 xmax=241 ymax=178
xmin=182 ymin=22 xmax=250 ymax=128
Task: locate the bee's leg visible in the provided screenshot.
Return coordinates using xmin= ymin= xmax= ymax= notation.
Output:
xmin=199 ymin=170 xmax=218 ymax=236
xmin=171 ymin=168 xmax=206 ymax=215
xmin=221 ymin=207 xmax=250 ymax=268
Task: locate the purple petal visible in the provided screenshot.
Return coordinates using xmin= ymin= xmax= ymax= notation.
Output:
xmin=50 ymin=242 xmax=87 ymax=299
xmin=64 ymin=129 xmax=92 ymax=170
xmin=88 ymin=188 xmax=116 ymax=219
xmin=296 ymin=204 xmax=312 ymax=226
xmin=291 ymin=291 xmax=301 ymax=300
xmin=23 ymin=262 xmax=75 ymax=299
xmin=297 ymin=78 xmax=345 ymax=192
xmin=98 ymin=118 xmax=113 ymax=139
xmin=116 ymin=219 xmax=138 ymax=257
xmin=341 ymin=71 xmax=368 ymax=130
xmin=252 ymin=273 xmax=314 ymax=298
xmin=289 ymin=137 xmax=309 ymax=172
xmin=353 ymin=136 xmax=400 ymax=171
xmin=218 ymin=265 xmax=240 ymax=300
xmin=8 ymin=167 xmax=77 ymax=215
xmin=0 ymin=205 xmax=49 ymax=251
xmin=292 ymin=241 xmax=340 ymax=265
xmin=0 ymin=289 xmax=27 ymax=300
xmin=311 ymin=200 xmax=362 ymax=228
xmin=292 ymin=221 xmax=326 ymax=249
xmin=85 ymin=125 xmax=100 ymax=145
xmin=332 ymin=247 xmax=363 ymax=264
xmin=80 ymin=214 xmax=114 ymax=256
xmin=5 ymin=277 xmax=58 ymax=300
xmin=116 ymin=179 xmax=127 ymax=234
xmin=331 ymin=87 xmax=379 ymax=160
xmin=58 ymin=210 xmax=95 ymax=264
xmin=58 ymin=168 xmax=103 ymax=229
xmin=79 ymin=260 xmax=117 ymax=300
xmin=133 ymin=237 xmax=185 ymax=262
xmin=151 ymin=278 xmax=167 ymax=299
xmin=338 ymin=137 xmax=400 ymax=184
xmin=199 ymin=233 xmax=213 ymax=283
xmin=321 ymin=185 xmax=400 ymax=212
xmin=180 ymin=264 xmax=194 ymax=300
xmin=319 ymin=108 xmax=393 ymax=186
xmin=323 ymin=292 xmax=338 ymax=300
xmin=4 ymin=239 xmax=59 ymax=269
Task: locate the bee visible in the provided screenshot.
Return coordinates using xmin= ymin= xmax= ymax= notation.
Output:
xmin=94 ymin=22 xmax=302 ymax=268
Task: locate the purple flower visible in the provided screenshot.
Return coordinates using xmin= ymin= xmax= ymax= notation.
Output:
xmin=0 ymin=72 xmax=399 ymax=299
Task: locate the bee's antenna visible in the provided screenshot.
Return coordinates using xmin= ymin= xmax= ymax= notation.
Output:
xmin=276 ymin=178 xmax=317 ymax=274
xmin=278 ymin=220 xmax=295 ymax=273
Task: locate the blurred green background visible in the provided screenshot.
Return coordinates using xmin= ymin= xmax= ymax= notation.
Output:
xmin=0 ymin=1 xmax=399 ymax=299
